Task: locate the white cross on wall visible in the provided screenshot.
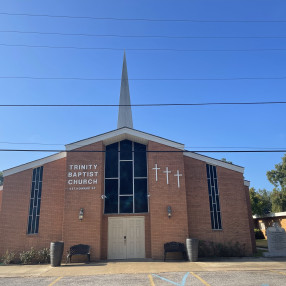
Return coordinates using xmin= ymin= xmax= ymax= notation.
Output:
xmin=152 ymin=164 xmax=160 ymax=182
xmin=174 ymin=170 xmax=182 ymax=188
xmin=163 ymin=167 xmax=171 ymax=184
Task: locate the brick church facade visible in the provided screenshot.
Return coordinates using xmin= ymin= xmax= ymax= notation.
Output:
xmin=0 ymin=54 xmax=255 ymax=260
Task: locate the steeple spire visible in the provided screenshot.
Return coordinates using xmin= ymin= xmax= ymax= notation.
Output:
xmin=117 ymin=52 xmax=133 ymax=129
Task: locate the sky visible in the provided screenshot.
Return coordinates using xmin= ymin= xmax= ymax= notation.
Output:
xmin=0 ymin=0 xmax=285 ymax=191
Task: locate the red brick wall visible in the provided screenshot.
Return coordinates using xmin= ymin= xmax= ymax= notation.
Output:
xmin=0 ymin=157 xmax=66 ymax=255
xmin=62 ymin=142 xmax=104 ymax=261
xmin=244 ymin=185 xmax=256 ymax=253
xmin=148 ymin=141 xmax=189 ymax=259
xmin=0 ymin=190 xmax=2 ymax=212
xmin=184 ymin=156 xmax=254 ymax=255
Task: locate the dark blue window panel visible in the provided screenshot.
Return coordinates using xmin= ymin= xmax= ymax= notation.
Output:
xmin=134 ymin=179 xmax=148 ymax=213
xmin=27 ymin=166 xmax=43 ymax=234
xmin=206 ymin=164 xmax=222 ymax=230
xmin=120 ymin=196 xmax=133 ymax=213
xmin=120 ymin=161 xmax=133 ymax=195
xmin=209 ymin=196 xmax=213 ymax=211
xmin=120 ymin=140 xmax=132 ymax=160
xmin=217 ymin=212 xmax=222 ymax=229
xmin=104 ymin=179 xmax=118 ymax=213
xmin=134 ymin=143 xmax=147 ymax=177
xmin=105 ymin=143 xmax=118 ymax=178
xmin=35 ymin=216 xmax=40 ymax=234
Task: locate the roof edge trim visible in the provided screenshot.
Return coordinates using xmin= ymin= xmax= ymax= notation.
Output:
xmin=183 ymin=152 xmax=244 ymax=173
xmin=3 ymin=152 xmax=67 ymax=177
xmin=66 ymin=128 xmax=185 ymax=151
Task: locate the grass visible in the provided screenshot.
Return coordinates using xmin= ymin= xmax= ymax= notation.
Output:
xmin=256 ymin=239 xmax=268 ymax=248
xmin=253 ymin=248 xmax=267 ymax=257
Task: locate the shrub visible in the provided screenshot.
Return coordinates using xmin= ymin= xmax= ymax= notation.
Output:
xmin=1 ymin=250 xmax=16 ymax=264
xmin=19 ymin=247 xmax=38 ymax=264
xmin=198 ymin=240 xmax=246 ymax=257
xmin=37 ymin=248 xmax=50 ymax=264
xmin=254 ymin=229 xmax=265 ymax=239
xmin=19 ymin=247 xmax=50 ymax=264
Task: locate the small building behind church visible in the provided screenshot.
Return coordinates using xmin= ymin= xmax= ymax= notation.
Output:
xmin=0 ymin=54 xmax=255 ymax=260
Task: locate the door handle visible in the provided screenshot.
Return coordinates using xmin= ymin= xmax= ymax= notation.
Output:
xmin=124 ymin=236 xmax=126 ymax=240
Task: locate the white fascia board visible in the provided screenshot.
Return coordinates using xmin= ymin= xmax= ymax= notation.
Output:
xmin=3 ymin=152 xmax=67 ymax=177
xmin=66 ymin=128 xmax=185 ymax=151
xmin=253 ymin=211 xmax=286 ymax=219
xmin=183 ymin=152 xmax=244 ymax=174
xmin=0 ymin=186 xmax=3 ymax=191
xmin=244 ymin=180 xmax=250 ymax=187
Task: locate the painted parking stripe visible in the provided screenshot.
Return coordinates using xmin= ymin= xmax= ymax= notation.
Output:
xmin=270 ymin=270 xmax=286 ymax=276
xmin=190 ymin=272 xmax=211 ymax=286
xmin=152 ymin=272 xmax=189 ymax=286
xmin=148 ymin=274 xmax=156 ymax=286
xmin=48 ymin=276 xmax=63 ymax=286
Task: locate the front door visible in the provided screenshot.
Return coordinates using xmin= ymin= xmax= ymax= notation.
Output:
xmin=108 ymin=217 xmax=145 ymax=259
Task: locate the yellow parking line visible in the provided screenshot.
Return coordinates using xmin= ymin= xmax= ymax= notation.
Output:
xmin=48 ymin=276 xmax=63 ymax=286
xmin=190 ymin=272 xmax=211 ymax=286
xmin=148 ymin=274 xmax=156 ymax=286
xmin=270 ymin=270 xmax=286 ymax=276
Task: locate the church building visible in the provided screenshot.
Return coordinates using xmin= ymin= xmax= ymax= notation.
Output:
xmin=0 ymin=54 xmax=255 ymax=260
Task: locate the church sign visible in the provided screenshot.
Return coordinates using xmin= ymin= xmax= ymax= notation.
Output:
xmin=67 ymin=164 xmax=98 ymax=190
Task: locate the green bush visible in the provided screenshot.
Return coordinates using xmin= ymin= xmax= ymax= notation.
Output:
xmin=1 ymin=250 xmax=16 ymax=264
xmin=198 ymin=240 xmax=246 ymax=257
xmin=254 ymin=228 xmax=265 ymax=239
xmin=19 ymin=247 xmax=50 ymax=264
xmin=37 ymin=248 xmax=50 ymax=264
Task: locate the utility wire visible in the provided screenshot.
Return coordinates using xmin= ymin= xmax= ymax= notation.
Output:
xmin=1 ymin=102 xmax=286 ymax=107
xmin=1 ymin=76 xmax=286 ymax=81
xmin=0 ymin=141 xmax=284 ymax=150
xmin=1 ymin=43 xmax=285 ymax=52
xmin=1 ymin=12 xmax=286 ymax=23
xmin=0 ymin=149 xmax=286 ymax=153
xmin=1 ymin=30 xmax=286 ymax=39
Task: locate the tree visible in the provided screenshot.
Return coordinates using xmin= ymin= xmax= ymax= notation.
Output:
xmin=249 ymin=187 xmax=271 ymax=216
xmin=0 ymin=171 xmax=3 ymax=186
xmin=267 ymin=154 xmax=286 ymax=191
xmin=267 ymin=154 xmax=286 ymax=212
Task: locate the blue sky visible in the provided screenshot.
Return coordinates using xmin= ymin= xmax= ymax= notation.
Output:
xmin=0 ymin=0 xmax=285 ymax=191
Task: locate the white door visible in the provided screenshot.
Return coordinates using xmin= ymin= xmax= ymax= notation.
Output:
xmin=108 ymin=217 xmax=145 ymax=259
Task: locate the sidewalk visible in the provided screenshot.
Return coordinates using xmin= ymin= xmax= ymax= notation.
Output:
xmin=0 ymin=257 xmax=285 ymax=278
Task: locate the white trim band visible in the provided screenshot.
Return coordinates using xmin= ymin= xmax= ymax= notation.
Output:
xmin=244 ymin=180 xmax=250 ymax=187
xmin=253 ymin=211 xmax=286 ymax=219
xmin=66 ymin=127 xmax=185 ymax=151
xmin=3 ymin=152 xmax=67 ymax=177
xmin=183 ymin=152 xmax=244 ymax=173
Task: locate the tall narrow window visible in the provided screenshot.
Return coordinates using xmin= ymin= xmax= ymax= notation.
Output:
xmin=206 ymin=164 xmax=222 ymax=230
xmin=104 ymin=140 xmax=148 ymax=214
xmin=27 ymin=166 xmax=43 ymax=234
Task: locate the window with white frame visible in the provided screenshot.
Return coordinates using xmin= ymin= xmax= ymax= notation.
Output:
xmin=104 ymin=140 xmax=148 ymax=214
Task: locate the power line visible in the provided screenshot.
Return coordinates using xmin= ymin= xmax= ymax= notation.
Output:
xmin=1 ymin=30 xmax=286 ymax=39
xmin=1 ymin=141 xmax=285 ymax=150
xmin=1 ymin=102 xmax=286 ymax=108
xmin=1 ymin=76 xmax=286 ymax=81
xmin=0 ymin=149 xmax=286 ymax=153
xmin=1 ymin=43 xmax=285 ymax=52
xmin=1 ymin=12 xmax=286 ymax=23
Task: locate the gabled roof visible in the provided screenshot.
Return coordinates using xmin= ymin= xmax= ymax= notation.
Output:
xmin=3 ymin=127 xmax=245 ymax=177
xmin=65 ymin=127 xmax=185 ymax=151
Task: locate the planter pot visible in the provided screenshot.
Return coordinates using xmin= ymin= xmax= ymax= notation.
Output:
xmin=50 ymin=241 xmax=64 ymax=267
xmin=186 ymin=238 xmax=199 ymax=262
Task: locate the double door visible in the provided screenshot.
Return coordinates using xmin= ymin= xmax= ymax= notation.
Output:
xmin=108 ymin=216 xmax=145 ymax=259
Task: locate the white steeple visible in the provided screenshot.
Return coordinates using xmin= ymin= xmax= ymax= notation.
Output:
xmin=117 ymin=52 xmax=133 ymax=129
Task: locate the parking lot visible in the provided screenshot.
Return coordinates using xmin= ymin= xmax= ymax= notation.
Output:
xmin=0 ymin=270 xmax=286 ymax=286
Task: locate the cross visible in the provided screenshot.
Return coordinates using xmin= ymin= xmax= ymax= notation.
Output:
xmin=152 ymin=164 xmax=160 ymax=182
xmin=174 ymin=170 xmax=182 ymax=188
xmin=163 ymin=167 xmax=171 ymax=184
